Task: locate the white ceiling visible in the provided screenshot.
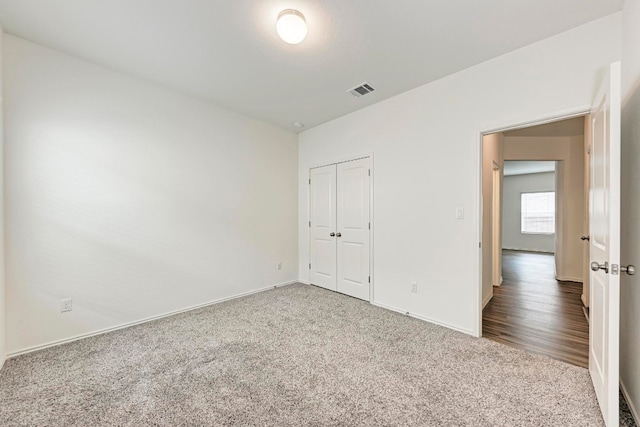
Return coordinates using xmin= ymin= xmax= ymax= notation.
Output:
xmin=504 ymin=161 xmax=556 ymax=176
xmin=0 ymin=1 xmax=623 ymax=131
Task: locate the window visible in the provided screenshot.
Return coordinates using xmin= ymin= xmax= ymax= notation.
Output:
xmin=521 ymin=192 xmax=555 ymax=234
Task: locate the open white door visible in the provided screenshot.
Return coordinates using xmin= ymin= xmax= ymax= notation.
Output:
xmin=589 ymin=61 xmax=621 ymax=427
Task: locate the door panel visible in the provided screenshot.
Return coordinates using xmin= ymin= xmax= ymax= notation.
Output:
xmin=310 ymin=165 xmax=337 ymax=291
xmin=341 ymin=242 xmax=364 ymax=283
xmin=589 ymin=62 xmax=620 ymax=427
xmin=336 ymin=158 xmax=371 ymax=300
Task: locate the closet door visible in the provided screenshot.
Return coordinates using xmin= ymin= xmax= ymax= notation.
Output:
xmin=309 ymin=165 xmax=337 ymax=291
xmin=336 ymin=158 xmax=370 ymax=300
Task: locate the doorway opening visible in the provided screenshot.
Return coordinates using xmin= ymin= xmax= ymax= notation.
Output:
xmin=480 ymin=115 xmax=591 ymax=368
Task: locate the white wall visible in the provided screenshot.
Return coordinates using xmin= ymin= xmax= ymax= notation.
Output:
xmin=481 ymin=133 xmax=503 ymax=306
xmin=502 ymin=172 xmax=556 ymax=253
xmin=620 ymin=0 xmax=640 ymax=419
xmin=503 ymin=136 xmax=586 ymax=282
xmin=3 ymin=35 xmax=299 ymax=354
xmin=0 ymin=27 xmax=5 ymax=368
xmin=298 ymin=14 xmax=620 ymax=335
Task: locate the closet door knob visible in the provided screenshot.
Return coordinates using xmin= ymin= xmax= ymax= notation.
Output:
xmin=330 ymin=232 xmax=335 ymax=237
xmin=336 ymin=232 xmax=342 ymax=237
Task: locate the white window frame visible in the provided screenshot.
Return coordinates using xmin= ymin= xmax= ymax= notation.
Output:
xmin=520 ymin=191 xmax=556 ymax=235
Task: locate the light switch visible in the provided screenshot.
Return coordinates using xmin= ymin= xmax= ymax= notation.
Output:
xmin=455 ymin=207 xmax=464 ymax=219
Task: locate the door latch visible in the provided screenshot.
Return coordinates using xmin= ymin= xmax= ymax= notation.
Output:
xmin=612 ymin=264 xmax=636 ymax=276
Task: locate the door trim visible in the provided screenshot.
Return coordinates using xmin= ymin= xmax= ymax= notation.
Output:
xmin=491 ymin=162 xmax=502 ymax=288
xmin=308 ymin=152 xmax=374 ymax=303
xmin=475 ymin=107 xmax=591 ymax=338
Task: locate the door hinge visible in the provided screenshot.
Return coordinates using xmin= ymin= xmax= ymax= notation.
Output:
xmin=368 ymin=276 xmax=371 ymax=283
xmin=479 ymin=242 xmax=482 ymax=248
xmin=368 ymin=222 xmax=371 ymax=230
xmin=309 ymin=263 xmax=311 ymax=270
xmin=309 ymin=221 xmax=311 ymax=227
xmin=368 ymin=169 xmax=370 ymax=176
xmin=309 ymin=179 xmax=311 ymax=185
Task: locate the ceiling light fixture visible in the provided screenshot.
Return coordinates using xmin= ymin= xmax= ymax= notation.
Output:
xmin=293 ymin=122 xmax=305 ymax=129
xmin=276 ymin=9 xmax=307 ymax=44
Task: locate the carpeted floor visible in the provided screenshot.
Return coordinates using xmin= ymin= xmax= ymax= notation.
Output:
xmin=0 ymin=283 xmax=631 ymax=426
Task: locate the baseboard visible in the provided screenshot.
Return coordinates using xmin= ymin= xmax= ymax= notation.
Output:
xmin=581 ymin=293 xmax=588 ymax=308
xmin=483 ymin=290 xmax=494 ymax=309
xmin=371 ymin=301 xmax=474 ymax=336
xmin=556 ymin=276 xmax=583 ymax=283
xmin=621 ymin=380 xmax=640 ymax=425
xmin=503 ymin=247 xmax=554 ymax=254
xmin=7 ymin=280 xmax=298 ymax=359
xmin=0 ymin=355 xmax=5 ymax=371
xmin=298 ymin=280 xmax=310 ymax=285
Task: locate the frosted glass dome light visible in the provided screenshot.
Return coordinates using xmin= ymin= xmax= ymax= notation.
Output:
xmin=276 ymin=9 xmax=307 ymax=44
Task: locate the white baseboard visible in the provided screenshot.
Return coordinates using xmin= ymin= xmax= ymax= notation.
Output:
xmin=371 ymin=301 xmax=474 ymax=336
xmin=0 ymin=356 xmax=5 ymax=371
xmin=298 ymin=280 xmax=310 ymax=285
xmin=483 ymin=291 xmax=494 ymax=309
xmin=7 ymin=280 xmax=298 ymax=359
xmin=621 ymin=379 xmax=639 ymax=425
xmin=581 ymin=293 xmax=588 ymax=308
xmin=503 ymin=247 xmax=554 ymax=254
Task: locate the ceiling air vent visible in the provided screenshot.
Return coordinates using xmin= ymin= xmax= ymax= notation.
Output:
xmin=347 ymin=82 xmax=375 ymax=98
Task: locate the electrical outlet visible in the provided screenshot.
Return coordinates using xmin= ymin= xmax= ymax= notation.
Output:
xmin=61 ymin=298 xmax=72 ymax=313
xmin=277 ymin=262 xmax=282 ymax=270
xmin=410 ymin=281 xmax=418 ymax=293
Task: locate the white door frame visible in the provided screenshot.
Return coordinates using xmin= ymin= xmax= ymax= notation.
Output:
xmin=308 ymin=152 xmax=375 ymax=303
xmin=491 ymin=162 xmax=502 ymax=288
xmin=475 ymin=107 xmax=590 ymax=337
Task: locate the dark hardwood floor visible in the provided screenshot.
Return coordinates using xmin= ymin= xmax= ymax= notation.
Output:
xmin=483 ymin=250 xmax=589 ymax=368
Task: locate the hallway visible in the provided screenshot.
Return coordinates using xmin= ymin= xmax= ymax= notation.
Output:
xmin=482 ymin=250 xmax=589 ymax=367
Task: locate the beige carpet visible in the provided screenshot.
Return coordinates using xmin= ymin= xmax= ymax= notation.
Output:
xmin=0 ymin=283 xmax=621 ymax=426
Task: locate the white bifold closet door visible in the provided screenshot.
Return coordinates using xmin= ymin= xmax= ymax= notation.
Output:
xmin=309 ymin=157 xmax=370 ymax=301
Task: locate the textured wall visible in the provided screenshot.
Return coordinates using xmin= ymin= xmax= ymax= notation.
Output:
xmin=3 ymin=36 xmax=299 ymax=354
xmin=298 ymin=14 xmax=620 ymax=335
xmin=620 ymin=0 xmax=640 ymax=419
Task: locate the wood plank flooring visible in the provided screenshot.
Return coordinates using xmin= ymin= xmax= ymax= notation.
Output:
xmin=483 ymin=250 xmax=589 ymax=368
